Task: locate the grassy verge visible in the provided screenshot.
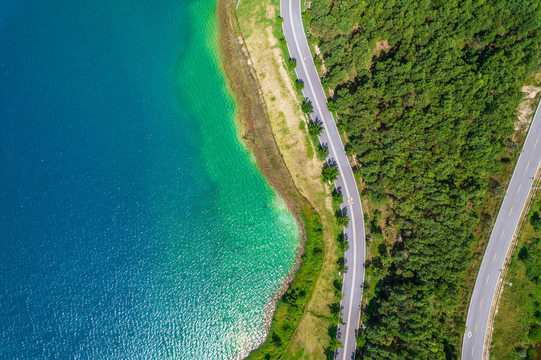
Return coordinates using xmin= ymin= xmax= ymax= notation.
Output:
xmin=457 ymin=73 xmax=541 ymax=336
xmin=222 ymin=0 xmax=348 ymax=358
xmin=490 ymin=192 xmax=541 ymax=360
xmin=216 ymin=1 xmax=327 ymax=357
xmin=246 ymin=205 xmax=324 ymax=359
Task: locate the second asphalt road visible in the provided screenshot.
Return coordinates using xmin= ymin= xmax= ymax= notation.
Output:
xmin=462 ymin=101 xmax=541 ymax=359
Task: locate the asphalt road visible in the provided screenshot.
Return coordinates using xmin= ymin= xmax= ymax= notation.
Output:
xmin=280 ymin=1 xmax=366 ymax=359
xmin=462 ymin=101 xmax=541 ymax=359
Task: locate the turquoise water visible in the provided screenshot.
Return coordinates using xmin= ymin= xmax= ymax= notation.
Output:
xmin=0 ymin=0 xmax=298 ymax=359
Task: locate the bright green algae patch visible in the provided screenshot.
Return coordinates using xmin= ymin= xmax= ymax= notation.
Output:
xmin=173 ymin=0 xmax=300 ymax=358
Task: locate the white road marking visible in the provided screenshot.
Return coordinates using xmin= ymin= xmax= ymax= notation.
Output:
xmin=462 ymin=97 xmax=541 ymax=360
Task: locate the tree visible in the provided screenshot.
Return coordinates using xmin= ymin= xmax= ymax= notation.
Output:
xmin=524 ymin=238 xmax=541 ymax=284
xmin=316 ymin=144 xmax=329 ymax=160
xmin=271 ymin=332 xmax=282 ymax=346
xmin=302 ymin=11 xmax=313 ymax=24
xmin=337 ymin=231 xmax=350 ymax=252
xmin=322 ymin=165 xmax=339 ymax=183
xmin=295 ymin=79 xmax=305 ymax=90
xmin=301 ymin=99 xmax=313 ymax=114
xmin=309 ymin=0 xmax=541 ymax=357
xmin=527 ymin=346 xmax=538 ymax=360
xmin=276 ymin=16 xmax=283 ymax=25
xmin=336 ymin=213 xmax=350 ymax=227
xmin=332 ymin=188 xmax=344 ymax=208
xmin=314 ymin=55 xmax=322 ymax=68
xmin=337 ymin=256 xmax=348 ymax=273
xmin=518 ymin=246 xmax=529 ymax=261
xmin=307 ymin=120 xmax=323 ymax=136
xmin=329 ymin=302 xmax=341 ymax=316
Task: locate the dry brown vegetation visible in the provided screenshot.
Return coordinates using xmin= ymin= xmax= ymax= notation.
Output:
xmin=217 ymin=0 xmax=343 ymax=358
xmin=236 ymin=3 xmax=341 ymax=358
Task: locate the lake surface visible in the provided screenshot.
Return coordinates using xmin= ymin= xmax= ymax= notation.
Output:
xmin=0 ymin=0 xmax=298 ymax=358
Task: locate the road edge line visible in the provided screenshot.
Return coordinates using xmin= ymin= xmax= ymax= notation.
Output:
xmin=483 ymin=164 xmax=541 ymax=359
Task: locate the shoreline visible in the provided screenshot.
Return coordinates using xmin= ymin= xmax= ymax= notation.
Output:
xmin=215 ymin=0 xmax=316 ymax=357
xmin=215 ymin=0 xmax=305 ymax=220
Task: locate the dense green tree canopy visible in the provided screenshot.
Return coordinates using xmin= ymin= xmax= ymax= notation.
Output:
xmin=322 ymin=165 xmax=339 ymax=183
xmin=309 ymin=0 xmax=541 ymax=358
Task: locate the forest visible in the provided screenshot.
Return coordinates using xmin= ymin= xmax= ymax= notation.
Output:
xmin=307 ymin=0 xmax=541 ymax=358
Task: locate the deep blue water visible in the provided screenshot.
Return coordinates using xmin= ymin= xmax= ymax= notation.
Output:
xmin=0 ymin=0 xmax=298 ymax=359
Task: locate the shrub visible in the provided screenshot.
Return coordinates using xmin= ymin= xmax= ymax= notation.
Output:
xmin=327 ymin=99 xmax=335 ymax=112
xmin=530 ymin=211 xmax=541 ymax=231
xmin=528 ymin=326 xmax=541 ymax=342
xmin=302 ymin=11 xmax=313 ymax=24
xmin=288 ymin=58 xmax=297 ymax=69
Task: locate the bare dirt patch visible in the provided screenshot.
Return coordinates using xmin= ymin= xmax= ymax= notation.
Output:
xmin=313 ymin=44 xmax=327 ymax=75
xmin=373 ymin=40 xmax=390 ymax=56
xmin=516 ymin=83 xmax=541 ymax=132
xmin=364 ymin=40 xmax=391 ymax=70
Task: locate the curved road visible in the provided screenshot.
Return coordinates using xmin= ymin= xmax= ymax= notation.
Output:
xmin=462 ymin=101 xmax=541 ymax=359
xmin=280 ymin=1 xmax=366 ymax=359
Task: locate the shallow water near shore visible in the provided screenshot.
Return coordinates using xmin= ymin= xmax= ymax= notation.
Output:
xmin=0 ymin=0 xmax=298 ymax=358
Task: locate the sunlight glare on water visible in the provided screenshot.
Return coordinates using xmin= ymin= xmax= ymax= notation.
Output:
xmin=0 ymin=0 xmax=298 ymax=359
